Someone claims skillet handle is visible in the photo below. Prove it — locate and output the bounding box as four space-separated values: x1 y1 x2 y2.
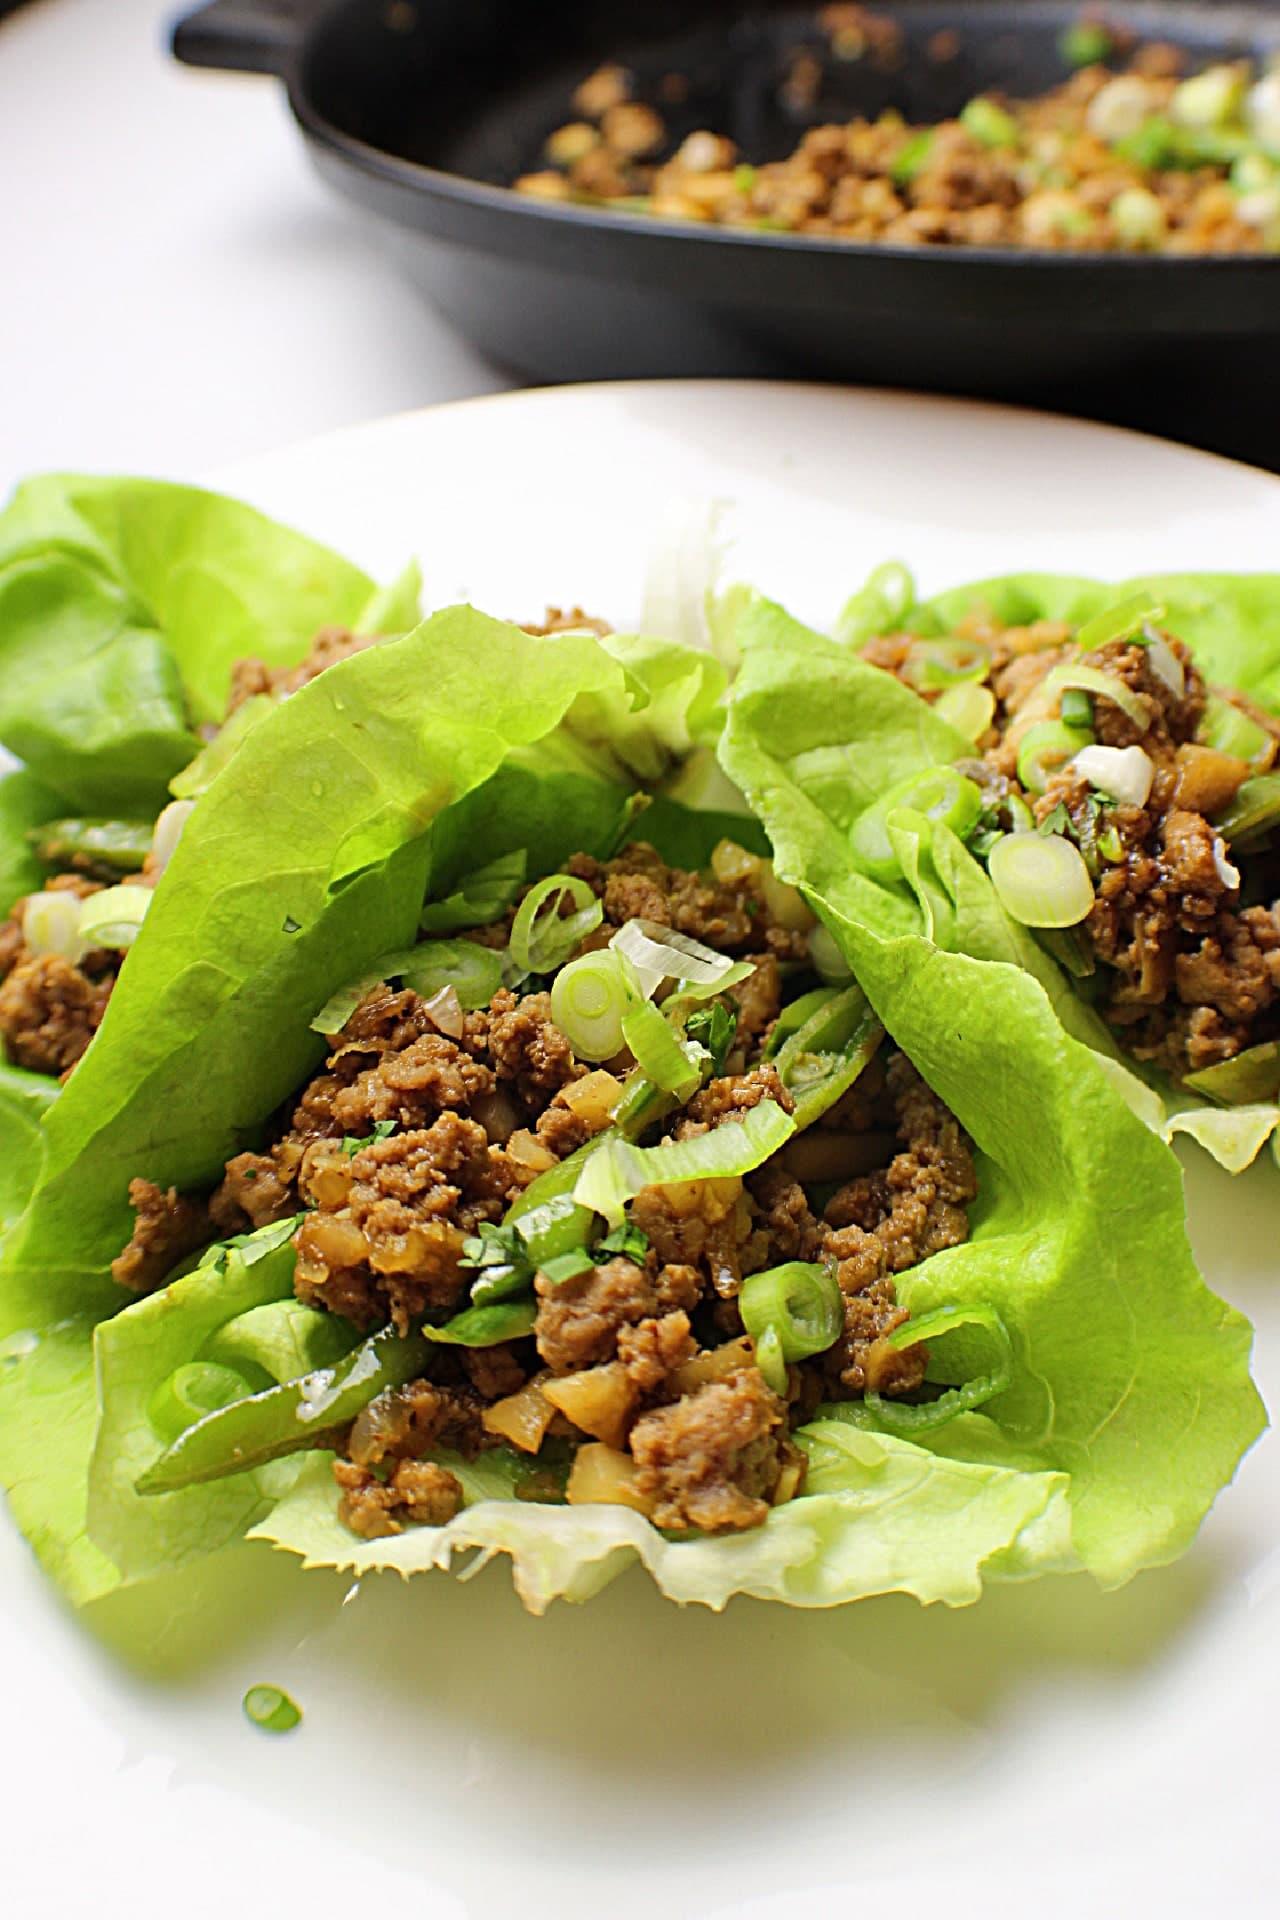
170 0 321 76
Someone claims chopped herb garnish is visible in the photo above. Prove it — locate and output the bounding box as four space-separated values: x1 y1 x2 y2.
1038 802 1072 838
539 1248 596 1284
685 1001 738 1075
341 1119 396 1156
594 1221 651 1264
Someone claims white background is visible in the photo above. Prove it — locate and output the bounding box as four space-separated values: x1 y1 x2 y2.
0 0 507 484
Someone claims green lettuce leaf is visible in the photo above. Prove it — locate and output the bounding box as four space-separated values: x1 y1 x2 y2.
723 645 1265 1589
0 609 718 1598
0 474 421 810
0 768 64 914
742 582 1280 1169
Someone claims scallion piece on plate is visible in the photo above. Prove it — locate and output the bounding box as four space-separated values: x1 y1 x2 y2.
243 1685 302 1734
988 829 1095 928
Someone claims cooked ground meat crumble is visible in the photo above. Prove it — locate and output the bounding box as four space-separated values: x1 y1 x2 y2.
516 22 1280 256
865 607 1280 1083
114 841 977 1541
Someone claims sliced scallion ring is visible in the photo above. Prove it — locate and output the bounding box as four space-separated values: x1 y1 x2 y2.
609 918 737 990
934 682 996 741
1074 593 1166 653
1043 662 1150 732
988 830 1095 928
573 1098 795 1228
901 637 992 692
1199 696 1274 768
550 949 635 1061
739 1261 844 1367
849 766 984 882
509 872 603 976
21 889 84 960
77 883 152 951
1016 720 1093 795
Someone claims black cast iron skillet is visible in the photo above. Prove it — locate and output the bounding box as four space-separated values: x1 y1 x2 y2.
174 0 1280 466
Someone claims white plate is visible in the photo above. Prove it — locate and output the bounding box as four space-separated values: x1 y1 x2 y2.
2 383 1277 1920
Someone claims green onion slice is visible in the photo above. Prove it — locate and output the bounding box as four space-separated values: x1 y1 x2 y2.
551 949 635 1062
609 918 738 994
1212 771 1280 846
1074 593 1166 654
421 850 527 934
849 766 984 882
763 987 839 1060
1058 687 1094 731
988 829 1095 928
28 816 154 877
960 95 1019 148
574 1098 795 1228
901 637 992 692
509 873 602 976
890 129 935 185
837 560 917 646
77 882 152 951
772 982 883 1132
740 1261 844 1367
243 1685 302 1734
753 1324 789 1396
1016 720 1093 795
1183 1040 1280 1107
311 939 503 1033
621 997 703 1098
21 889 85 960
1043 662 1150 731
1199 696 1273 767
934 682 996 741
148 1361 253 1443
867 1303 1014 1433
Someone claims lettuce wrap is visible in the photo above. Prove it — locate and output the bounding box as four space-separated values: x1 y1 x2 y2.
740 573 1280 1173
0 606 1261 1615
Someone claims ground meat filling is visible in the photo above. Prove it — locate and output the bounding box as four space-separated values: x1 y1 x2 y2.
516 30 1274 257
877 612 1280 1085
0 876 123 1078
114 843 978 1539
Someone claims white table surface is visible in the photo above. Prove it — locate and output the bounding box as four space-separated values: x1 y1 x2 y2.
0 0 508 488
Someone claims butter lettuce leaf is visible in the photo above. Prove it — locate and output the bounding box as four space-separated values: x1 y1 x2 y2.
0 473 421 810
723 642 1265 1588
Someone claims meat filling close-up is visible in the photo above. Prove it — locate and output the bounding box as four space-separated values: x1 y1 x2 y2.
115 840 980 1541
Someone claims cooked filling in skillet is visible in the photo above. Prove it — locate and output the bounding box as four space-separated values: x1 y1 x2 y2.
116 841 981 1538
516 16 1280 255
0 610 610 1080
858 590 1280 1098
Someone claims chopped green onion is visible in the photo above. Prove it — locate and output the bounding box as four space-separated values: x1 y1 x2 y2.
753 1323 789 1396
771 983 883 1131
891 129 935 185
988 830 1095 928
1074 593 1166 654
609 918 737 991
243 1685 302 1734
1016 720 1093 795
551 949 635 1061
29 817 154 878
849 766 984 881
837 560 916 646
1114 116 1177 169
763 987 839 1060
1183 1040 1280 1107
420 850 527 934
515 1190 594 1268
1211 771 1280 846
733 162 756 193
961 96 1019 148
21 889 84 960
149 800 196 878
504 1136 608 1227
538 1249 596 1285
739 1261 844 1373
573 1098 795 1228
1058 688 1094 731
1199 696 1273 766
1043 662 1150 731
1109 185 1167 248
310 938 503 1033
867 1303 1013 1433
900 637 992 692
594 1221 650 1263
1096 824 1124 864
509 873 602 976
148 1361 253 1443
77 882 152 951
934 683 996 741
808 922 853 984
1059 20 1113 67
621 997 702 1098
1171 65 1245 131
